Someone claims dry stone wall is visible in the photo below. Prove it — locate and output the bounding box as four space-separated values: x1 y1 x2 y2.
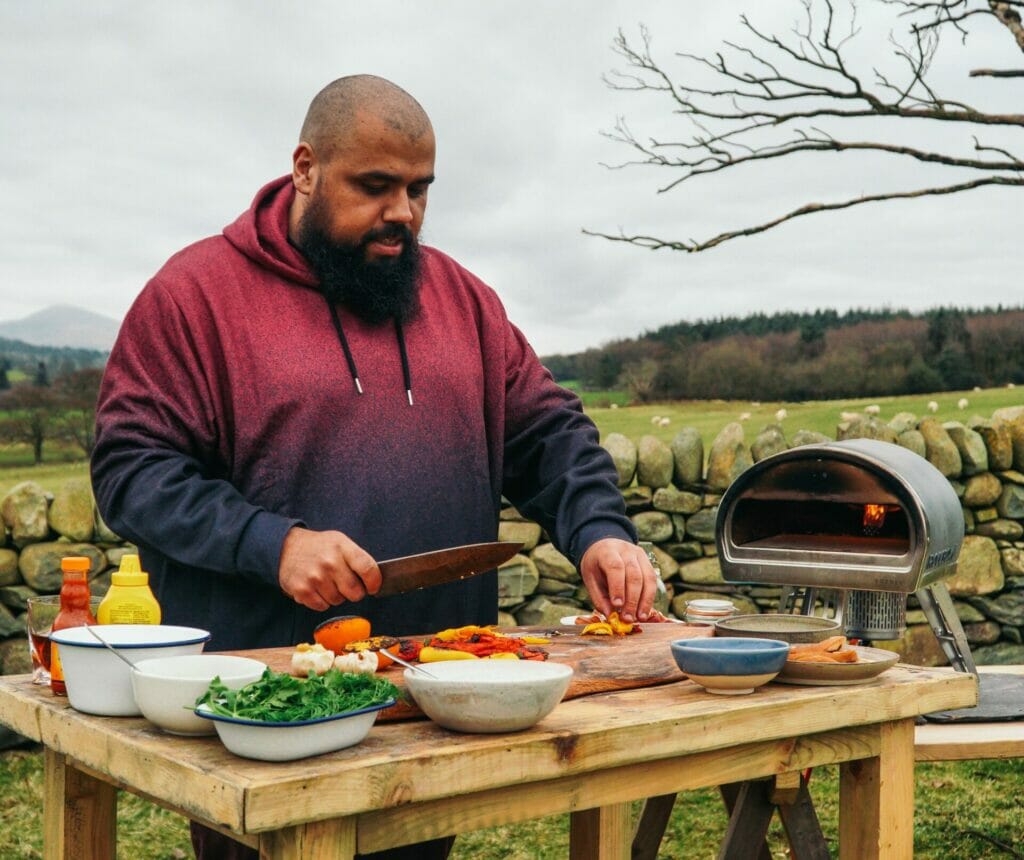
2 405 1024 675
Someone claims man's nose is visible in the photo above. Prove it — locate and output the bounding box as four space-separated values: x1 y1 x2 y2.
383 191 413 223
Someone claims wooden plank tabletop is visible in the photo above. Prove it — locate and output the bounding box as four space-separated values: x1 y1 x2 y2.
0 662 976 835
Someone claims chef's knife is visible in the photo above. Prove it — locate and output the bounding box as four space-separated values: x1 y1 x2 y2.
374 541 523 597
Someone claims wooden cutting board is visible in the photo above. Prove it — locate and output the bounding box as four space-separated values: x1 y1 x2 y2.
232 622 714 721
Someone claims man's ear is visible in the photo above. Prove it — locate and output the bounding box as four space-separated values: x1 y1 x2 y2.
292 142 317 195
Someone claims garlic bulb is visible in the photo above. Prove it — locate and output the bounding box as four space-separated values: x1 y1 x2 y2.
334 650 379 675
291 642 336 677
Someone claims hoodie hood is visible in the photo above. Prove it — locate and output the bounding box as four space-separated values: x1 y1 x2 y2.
223 175 318 288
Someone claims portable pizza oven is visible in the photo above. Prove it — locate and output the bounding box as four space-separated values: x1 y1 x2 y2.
716 438 976 674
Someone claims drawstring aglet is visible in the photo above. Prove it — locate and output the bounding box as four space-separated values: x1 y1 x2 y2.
406 389 414 406
354 378 364 395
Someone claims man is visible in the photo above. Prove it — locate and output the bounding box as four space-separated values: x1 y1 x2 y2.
92 75 657 860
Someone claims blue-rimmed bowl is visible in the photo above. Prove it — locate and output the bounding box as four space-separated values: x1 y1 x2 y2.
195 699 395 761
670 637 790 695
49 625 211 716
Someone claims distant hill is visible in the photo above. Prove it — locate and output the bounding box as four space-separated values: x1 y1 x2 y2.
0 304 121 351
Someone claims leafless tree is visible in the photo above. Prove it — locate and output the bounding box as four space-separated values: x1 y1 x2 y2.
586 0 1024 253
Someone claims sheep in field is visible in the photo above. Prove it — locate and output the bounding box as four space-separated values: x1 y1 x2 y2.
739 412 751 421
865 404 881 416
775 408 788 422
651 415 662 425
658 417 671 427
927 401 939 413
958 398 969 410
840 411 859 422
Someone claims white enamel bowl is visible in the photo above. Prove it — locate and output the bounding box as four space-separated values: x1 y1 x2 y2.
49 625 211 716
130 654 268 736
195 699 395 761
404 660 574 733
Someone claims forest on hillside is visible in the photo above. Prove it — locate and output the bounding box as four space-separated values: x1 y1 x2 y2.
541 307 1024 402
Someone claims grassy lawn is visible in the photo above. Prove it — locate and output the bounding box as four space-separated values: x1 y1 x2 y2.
586 386 1024 451
0 458 89 499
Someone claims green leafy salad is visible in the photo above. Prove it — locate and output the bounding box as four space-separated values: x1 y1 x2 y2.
195 668 399 723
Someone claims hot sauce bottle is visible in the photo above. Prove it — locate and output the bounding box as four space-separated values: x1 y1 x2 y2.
50 556 98 696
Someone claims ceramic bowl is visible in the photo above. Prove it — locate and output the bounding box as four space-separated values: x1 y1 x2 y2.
714 614 841 644
48 625 211 716
670 637 790 695
195 700 394 761
404 660 574 733
130 654 268 736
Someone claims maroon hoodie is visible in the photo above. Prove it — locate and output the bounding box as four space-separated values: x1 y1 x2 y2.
91 176 634 650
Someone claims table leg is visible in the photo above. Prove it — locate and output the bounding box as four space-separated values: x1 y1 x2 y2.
631 793 676 860
42 748 116 860
839 719 914 860
259 817 356 859
570 803 632 860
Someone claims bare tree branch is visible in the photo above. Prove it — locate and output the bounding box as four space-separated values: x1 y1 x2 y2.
583 176 1024 253
589 1 1024 253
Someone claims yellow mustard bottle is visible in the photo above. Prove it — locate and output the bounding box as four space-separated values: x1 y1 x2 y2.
97 554 162 625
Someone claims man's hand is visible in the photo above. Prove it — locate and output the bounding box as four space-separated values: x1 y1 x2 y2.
278 527 382 611
579 538 659 623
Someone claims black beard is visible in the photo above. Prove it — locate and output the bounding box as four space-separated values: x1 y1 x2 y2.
295 198 422 325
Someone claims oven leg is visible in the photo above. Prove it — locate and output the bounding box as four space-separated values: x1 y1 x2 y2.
916 584 977 674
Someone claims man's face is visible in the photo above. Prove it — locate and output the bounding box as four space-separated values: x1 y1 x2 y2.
300 111 435 261
293 112 436 323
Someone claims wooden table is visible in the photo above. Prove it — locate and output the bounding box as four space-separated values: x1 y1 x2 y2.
0 664 974 860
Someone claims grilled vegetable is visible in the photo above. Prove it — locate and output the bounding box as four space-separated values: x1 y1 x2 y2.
314 615 372 653
343 636 401 669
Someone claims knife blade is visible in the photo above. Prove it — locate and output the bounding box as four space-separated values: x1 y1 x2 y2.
374 541 523 598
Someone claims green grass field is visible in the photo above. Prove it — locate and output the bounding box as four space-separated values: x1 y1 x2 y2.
3 385 1021 499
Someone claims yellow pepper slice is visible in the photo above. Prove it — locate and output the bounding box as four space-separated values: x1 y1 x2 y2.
419 646 479 662
486 652 520 660
433 625 496 642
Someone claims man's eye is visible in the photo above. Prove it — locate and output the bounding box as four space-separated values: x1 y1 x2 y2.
361 183 388 195
409 185 429 199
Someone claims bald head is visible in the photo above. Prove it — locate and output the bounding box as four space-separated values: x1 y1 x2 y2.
299 75 432 160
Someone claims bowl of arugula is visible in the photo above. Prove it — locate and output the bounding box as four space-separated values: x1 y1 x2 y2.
194 667 398 761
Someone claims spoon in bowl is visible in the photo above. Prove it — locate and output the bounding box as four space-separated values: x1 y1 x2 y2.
85 625 138 669
386 650 438 679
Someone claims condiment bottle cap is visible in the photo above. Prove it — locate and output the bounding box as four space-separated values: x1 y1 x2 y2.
111 554 148 586
61 556 90 572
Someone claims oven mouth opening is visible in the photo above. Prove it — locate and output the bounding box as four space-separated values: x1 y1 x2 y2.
729 498 911 556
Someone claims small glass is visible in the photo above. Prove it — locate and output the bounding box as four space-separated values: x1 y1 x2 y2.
26 594 102 685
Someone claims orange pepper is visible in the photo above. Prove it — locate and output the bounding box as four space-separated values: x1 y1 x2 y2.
313 615 372 653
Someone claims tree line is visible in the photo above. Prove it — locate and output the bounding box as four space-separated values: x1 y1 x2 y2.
542 307 1024 403
0 364 103 464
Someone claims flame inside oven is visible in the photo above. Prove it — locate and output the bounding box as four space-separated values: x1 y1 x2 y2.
862 504 886 535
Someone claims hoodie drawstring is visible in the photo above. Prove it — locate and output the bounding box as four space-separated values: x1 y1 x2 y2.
325 296 413 404
394 319 414 406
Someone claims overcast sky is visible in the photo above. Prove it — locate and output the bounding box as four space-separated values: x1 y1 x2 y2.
2 1 1020 356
